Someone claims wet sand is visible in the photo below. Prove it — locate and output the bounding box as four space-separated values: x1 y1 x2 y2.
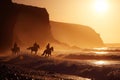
0 54 90 80
0 54 120 80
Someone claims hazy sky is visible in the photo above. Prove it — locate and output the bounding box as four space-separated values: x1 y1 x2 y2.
13 0 120 43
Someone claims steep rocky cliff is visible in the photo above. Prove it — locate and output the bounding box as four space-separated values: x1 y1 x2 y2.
50 21 104 48
0 0 54 52
13 3 55 47
0 0 18 52
0 0 104 53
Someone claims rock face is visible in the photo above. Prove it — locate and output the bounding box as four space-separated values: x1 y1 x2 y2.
0 0 104 53
0 0 54 52
0 0 18 52
50 21 104 48
13 3 54 47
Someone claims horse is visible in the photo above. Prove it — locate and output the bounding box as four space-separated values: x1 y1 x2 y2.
27 46 39 55
42 47 54 57
11 47 20 55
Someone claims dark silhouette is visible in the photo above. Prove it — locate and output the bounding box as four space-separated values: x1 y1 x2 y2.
27 42 40 55
33 42 40 49
42 43 54 56
0 0 56 53
46 43 50 49
0 0 19 52
11 43 20 55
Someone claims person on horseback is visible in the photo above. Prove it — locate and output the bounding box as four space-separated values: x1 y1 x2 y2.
14 42 17 48
42 43 54 56
11 42 20 55
46 43 50 49
33 42 40 49
27 42 40 55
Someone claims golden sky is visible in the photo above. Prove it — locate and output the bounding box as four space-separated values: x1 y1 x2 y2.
13 0 120 43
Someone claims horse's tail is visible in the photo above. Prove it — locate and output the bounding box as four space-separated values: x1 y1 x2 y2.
42 50 46 56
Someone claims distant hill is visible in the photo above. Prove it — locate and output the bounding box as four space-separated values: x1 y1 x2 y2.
105 43 120 47
50 21 104 48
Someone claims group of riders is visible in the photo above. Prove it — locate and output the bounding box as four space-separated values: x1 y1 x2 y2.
11 42 54 56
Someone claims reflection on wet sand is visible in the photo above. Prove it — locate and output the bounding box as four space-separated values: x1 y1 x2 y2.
90 60 120 66
94 60 108 65
94 52 108 54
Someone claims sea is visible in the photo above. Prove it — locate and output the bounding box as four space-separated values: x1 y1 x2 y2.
56 47 120 67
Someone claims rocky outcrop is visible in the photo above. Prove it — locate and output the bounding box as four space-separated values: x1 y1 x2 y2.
0 0 18 52
0 0 104 53
0 0 54 52
13 3 55 47
50 21 104 48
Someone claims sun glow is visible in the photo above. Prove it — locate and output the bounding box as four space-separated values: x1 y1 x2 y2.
94 60 108 65
93 0 109 13
95 52 108 55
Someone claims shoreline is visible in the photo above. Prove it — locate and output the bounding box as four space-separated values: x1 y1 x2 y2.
0 54 120 80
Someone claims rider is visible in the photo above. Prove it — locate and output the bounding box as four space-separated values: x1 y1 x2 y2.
12 42 20 54
42 43 54 56
33 42 39 48
14 42 18 48
46 43 50 49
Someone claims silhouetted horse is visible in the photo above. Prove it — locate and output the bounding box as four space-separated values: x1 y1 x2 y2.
27 46 39 55
42 47 54 56
11 47 20 55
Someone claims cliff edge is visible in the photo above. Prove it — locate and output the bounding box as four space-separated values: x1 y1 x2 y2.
51 21 104 48
0 0 104 53
0 0 54 52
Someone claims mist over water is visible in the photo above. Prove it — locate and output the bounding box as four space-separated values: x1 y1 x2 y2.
0 47 120 80
54 47 120 67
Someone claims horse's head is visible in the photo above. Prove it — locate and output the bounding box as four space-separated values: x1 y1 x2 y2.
50 47 54 51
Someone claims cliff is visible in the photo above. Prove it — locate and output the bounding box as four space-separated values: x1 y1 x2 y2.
50 21 104 48
0 0 55 52
0 0 17 52
0 0 104 53
13 3 55 47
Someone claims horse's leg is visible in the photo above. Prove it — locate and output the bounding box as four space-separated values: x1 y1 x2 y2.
50 52 52 56
47 53 49 57
15 52 17 55
49 53 51 56
35 51 37 55
16 51 18 55
45 53 47 57
50 53 51 56
46 53 48 57
42 53 44 56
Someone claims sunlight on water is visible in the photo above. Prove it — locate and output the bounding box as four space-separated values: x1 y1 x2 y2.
93 47 108 50
94 60 108 65
95 52 108 54
86 60 120 66
86 79 91 80
61 74 91 80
